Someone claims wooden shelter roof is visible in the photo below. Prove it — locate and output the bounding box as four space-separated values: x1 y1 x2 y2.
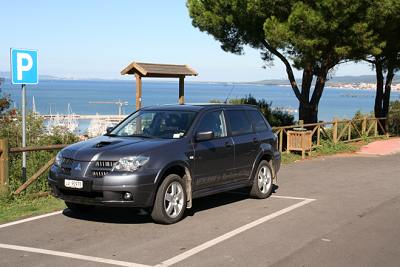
121 62 198 78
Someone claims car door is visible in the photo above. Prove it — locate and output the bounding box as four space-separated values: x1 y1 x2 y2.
192 109 234 190
225 109 259 181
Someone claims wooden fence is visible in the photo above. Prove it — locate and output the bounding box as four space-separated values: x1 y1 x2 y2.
272 116 388 153
0 143 68 194
0 116 389 193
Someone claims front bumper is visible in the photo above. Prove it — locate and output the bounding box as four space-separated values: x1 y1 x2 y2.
48 166 158 208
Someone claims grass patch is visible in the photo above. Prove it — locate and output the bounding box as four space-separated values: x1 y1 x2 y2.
314 140 358 155
0 195 65 224
281 152 302 164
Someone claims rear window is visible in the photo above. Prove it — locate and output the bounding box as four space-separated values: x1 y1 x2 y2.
247 110 270 132
225 110 253 136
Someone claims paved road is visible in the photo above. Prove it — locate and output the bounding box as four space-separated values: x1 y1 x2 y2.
1 153 399 267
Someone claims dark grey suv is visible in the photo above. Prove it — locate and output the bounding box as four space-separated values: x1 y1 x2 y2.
48 104 281 224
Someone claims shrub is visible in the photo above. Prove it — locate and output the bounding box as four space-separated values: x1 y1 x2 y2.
0 96 79 194
388 100 400 136
211 94 295 127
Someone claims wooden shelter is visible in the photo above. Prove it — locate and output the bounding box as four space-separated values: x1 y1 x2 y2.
121 62 198 110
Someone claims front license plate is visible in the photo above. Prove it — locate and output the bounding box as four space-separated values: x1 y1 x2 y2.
64 179 83 189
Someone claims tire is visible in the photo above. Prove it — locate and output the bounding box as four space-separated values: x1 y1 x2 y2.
65 201 94 213
250 160 274 199
151 174 187 224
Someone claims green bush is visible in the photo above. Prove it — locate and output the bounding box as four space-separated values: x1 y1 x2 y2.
388 100 400 136
0 97 79 194
210 94 295 127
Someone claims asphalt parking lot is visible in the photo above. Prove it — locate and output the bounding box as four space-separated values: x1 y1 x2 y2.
1 153 400 267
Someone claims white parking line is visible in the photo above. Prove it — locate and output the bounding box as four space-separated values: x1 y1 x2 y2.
0 195 315 267
156 197 315 267
0 210 63 229
0 243 151 267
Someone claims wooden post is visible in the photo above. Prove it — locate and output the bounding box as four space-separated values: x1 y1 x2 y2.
135 74 142 110
179 76 185 104
279 129 283 152
385 117 389 137
0 139 9 192
374 119 378 137
333 119 338 144
348 123 352 141
362 116 367 135
317 125 321 146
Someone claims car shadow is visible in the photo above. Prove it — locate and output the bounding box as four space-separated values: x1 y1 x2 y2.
186 184 279 217
62 207 154 224
62 185 280 224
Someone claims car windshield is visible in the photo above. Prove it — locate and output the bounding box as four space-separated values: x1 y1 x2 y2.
109 110 197 139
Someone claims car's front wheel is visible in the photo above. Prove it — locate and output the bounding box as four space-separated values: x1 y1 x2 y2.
151 174 187 224
250 160 274 199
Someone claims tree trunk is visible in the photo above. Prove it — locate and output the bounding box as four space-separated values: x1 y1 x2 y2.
261 40 329 124
298 103 318 124
374 61 384 118
382 66 394 133
299 69 328 124
382 66 394 116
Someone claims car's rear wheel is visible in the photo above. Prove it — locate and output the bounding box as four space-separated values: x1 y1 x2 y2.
151 174 186 224
250 160 273 199
65 201 94 213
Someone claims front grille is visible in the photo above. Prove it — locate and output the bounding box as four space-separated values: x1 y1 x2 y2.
60 188 103 199
62 157 73 165
61 167 71 175
95 161 115 168
90 160 116 178
60 157 73 175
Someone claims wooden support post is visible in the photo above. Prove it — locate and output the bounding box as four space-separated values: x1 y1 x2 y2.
179 76 185 104
0 139 9 193
348 123 352 141
279 130 283 152
317 125 321 146
135 74 142 110
385 118 389 137
374 119 378 137
362 116 367 135
333 119 338 144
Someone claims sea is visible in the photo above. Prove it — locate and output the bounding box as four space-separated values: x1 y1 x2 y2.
1 79 400 133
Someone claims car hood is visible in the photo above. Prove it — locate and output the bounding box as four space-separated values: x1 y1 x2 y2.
61 135 174 161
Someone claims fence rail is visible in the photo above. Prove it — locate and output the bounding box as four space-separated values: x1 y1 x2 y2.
0 116 390 194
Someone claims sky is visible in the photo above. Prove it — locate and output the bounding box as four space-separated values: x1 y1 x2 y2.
0 0 376 82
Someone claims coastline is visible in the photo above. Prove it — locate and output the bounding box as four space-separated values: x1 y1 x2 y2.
277 83 400 92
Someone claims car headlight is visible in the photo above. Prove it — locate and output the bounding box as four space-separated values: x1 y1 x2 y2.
112 156 149 172
55 151 63 167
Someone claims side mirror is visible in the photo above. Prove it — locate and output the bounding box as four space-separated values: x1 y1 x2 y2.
196 131 214 141
106 126 114 134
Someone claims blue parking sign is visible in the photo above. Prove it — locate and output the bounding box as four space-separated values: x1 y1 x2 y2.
10 48 38 84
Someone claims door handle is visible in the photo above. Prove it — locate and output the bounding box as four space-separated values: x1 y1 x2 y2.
225 141 232 148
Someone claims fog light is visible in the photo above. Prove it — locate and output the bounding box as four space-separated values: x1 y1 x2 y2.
123 192 133 200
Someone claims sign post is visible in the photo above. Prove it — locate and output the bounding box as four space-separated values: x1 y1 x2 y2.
10 48 38 180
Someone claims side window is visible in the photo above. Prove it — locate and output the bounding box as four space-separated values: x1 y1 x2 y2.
247 110 270 132
225 110 253 136
196 110 227 138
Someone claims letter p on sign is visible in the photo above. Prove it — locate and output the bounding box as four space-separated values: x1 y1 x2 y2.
11 48 38 85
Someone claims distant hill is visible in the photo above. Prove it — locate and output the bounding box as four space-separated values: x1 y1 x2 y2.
0 71 63 81
253 75 400 85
